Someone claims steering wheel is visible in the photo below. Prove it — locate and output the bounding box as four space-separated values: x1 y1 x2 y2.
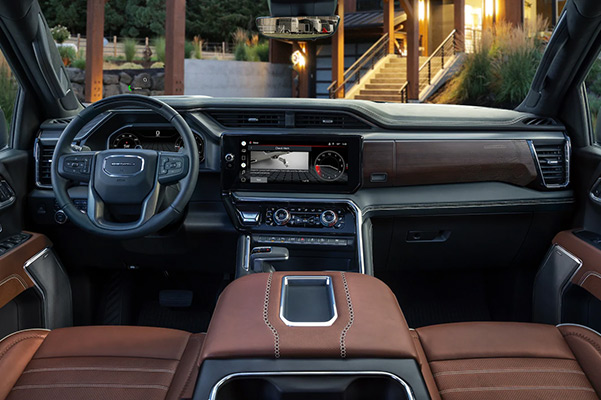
51 95 199 239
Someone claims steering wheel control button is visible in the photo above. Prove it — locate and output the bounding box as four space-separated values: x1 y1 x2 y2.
158 154 188 184
60 154 94 182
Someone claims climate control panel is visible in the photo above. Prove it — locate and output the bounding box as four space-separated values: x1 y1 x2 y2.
266 206 346 229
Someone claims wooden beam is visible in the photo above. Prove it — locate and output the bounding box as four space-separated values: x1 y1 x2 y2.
419 0 429 56
332 1 345 98
384 0 395 54
403 0 419 100
165 0 186 95
454 0 465 52
85 0 105 103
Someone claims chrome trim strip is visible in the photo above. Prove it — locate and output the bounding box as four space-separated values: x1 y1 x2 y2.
528 135 571 189
233 195 365 275
23 248 52 322
102 155 145 178
242 235 251 272
556 323 601 339
0 179 16 210
24 247 52 269
279 276 338 327
208 371 415 400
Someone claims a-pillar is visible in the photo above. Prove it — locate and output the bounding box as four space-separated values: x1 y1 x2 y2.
401 0 419 101
331 1 345 98
85 0 105 103
454 0 465 52
165 0 185 95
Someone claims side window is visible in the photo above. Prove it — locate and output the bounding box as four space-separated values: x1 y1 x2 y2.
0 51 18 148
586 58 601 144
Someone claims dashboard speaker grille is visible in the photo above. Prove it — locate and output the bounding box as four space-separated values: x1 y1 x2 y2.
207 110 285 128
532 141 569 188
294 112 370 129
36 142 55 188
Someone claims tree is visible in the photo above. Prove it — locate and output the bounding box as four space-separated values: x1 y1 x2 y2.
40 0 269 42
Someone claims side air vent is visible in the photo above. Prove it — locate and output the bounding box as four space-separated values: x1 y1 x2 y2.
532 140 569 188
207 110 285 128
522 117 557 126
36 141 55 188
294 112 370 129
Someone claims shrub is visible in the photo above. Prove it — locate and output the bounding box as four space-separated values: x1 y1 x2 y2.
150 61 164 69
123 38 137 62
193 37 203 59
254 41 269 62
232 28 248 46
154 37 166 63
234 43 247 61
58 46 77 66
184 41 195 58
71 57 86 70
0 63 17 128
50 25 70 44
120 62 143 70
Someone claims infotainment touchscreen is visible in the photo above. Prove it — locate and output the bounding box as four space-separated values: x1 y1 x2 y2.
221 135 361 193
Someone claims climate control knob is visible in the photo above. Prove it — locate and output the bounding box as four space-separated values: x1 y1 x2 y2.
320 210 338 227
273 208 291 226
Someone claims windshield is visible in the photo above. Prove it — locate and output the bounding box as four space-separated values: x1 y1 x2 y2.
39 0 566 109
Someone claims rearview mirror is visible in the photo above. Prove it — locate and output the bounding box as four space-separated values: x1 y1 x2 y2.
256 15 340 40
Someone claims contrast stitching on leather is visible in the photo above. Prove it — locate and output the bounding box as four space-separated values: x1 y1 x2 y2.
177 335 203 400
0 274 28 290
0 334 46 361
434 368 585 377
263 272 280 359
22 367 176 374
562 331 601 356
12 383 170 391
439 386 596 394
579 271 601 287
340 272 354 359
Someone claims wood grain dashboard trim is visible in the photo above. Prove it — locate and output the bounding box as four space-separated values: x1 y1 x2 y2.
363 140 538 188
0 232 52 309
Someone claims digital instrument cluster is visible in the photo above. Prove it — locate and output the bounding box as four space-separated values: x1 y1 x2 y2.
222 134 361 193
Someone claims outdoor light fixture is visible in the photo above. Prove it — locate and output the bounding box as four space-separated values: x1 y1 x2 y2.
291 50 306 67
418 0 426 21
485 0 494 17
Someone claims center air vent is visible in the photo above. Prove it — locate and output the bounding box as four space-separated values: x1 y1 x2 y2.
294 112 370 129
207 110 285 128
532 140 569 188
36 141 55 188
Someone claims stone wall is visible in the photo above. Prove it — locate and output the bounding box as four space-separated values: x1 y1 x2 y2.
66 68 165 102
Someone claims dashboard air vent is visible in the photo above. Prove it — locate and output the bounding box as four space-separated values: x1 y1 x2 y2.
36 142 55 188
294 112 370 129
207 110 285 128
522 117 557 126
532 141 569 188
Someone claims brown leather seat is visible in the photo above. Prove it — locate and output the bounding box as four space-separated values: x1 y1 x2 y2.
0 326 204 400
413 322 601 400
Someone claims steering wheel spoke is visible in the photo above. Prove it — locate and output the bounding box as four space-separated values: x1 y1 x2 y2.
57 152 95 183
158 152 190 185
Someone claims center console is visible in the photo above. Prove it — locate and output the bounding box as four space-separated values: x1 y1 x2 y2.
193 272 430 400
221 134 364 276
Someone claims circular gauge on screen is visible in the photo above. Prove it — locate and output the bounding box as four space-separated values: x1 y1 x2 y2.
111 133 141 149
174 135 205 162
314 150 346 181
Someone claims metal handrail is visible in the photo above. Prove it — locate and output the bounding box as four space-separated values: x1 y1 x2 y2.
399 81 409 103
328 34 391 98
418 29 457 74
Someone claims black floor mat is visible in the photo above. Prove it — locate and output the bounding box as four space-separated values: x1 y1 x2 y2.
378 269 492 328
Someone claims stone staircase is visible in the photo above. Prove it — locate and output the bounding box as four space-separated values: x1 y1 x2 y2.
352 55 428 102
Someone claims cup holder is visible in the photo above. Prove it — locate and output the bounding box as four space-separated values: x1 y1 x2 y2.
211 372 413 400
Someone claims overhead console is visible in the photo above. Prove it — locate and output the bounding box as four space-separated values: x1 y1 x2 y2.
221 134 362 193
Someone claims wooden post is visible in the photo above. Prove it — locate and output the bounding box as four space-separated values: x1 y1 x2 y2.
384 0 395 54
419 0 429 56
85 0 105 102
454 0 465 52
76 33 81 52
401 0 419 101
165 0 185 95
113 35 117 58
331 1 344 98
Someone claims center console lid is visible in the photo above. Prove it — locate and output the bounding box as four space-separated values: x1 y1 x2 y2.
201 271 418 360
